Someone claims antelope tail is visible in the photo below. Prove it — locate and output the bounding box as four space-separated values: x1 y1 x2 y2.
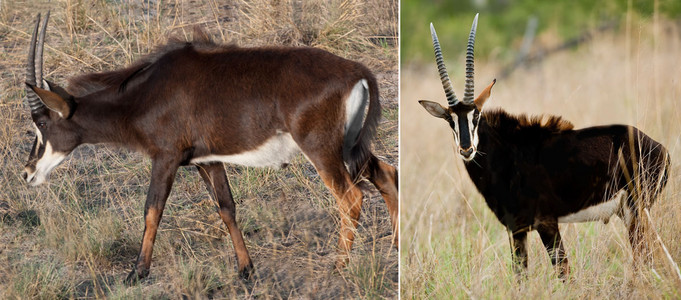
343 76 381 181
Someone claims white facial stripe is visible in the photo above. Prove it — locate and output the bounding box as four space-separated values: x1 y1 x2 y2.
450 113 460 144
25 141 66 186
32 123 43 146
467 110 475 145
471 110 480 148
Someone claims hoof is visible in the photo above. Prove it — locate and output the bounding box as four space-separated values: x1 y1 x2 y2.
238 262 254 280
124 268 149 286
557 266 570 282
334 258 348 273
512 269 528 283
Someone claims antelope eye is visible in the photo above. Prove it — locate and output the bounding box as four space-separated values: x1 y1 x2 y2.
37 122 47 129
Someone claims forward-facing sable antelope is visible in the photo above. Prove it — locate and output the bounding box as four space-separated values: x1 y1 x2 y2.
419 14 670 278
22 12 398 283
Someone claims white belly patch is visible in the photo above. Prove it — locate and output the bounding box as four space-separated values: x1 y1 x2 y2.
190 132 301 168
558 191 627 224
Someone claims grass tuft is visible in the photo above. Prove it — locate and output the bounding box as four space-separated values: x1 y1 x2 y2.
7 260 73 299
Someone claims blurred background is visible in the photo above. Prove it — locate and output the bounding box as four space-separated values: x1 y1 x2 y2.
402 0 681 66
401 0 681 298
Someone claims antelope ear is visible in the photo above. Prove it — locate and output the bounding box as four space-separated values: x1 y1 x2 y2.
418 100 449 119
474 79 496 110
45 80 74 102
26 83 73 119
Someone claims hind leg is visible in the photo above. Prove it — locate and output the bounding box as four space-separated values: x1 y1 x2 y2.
362 155 398 247
627 210 652 267
620 189 653 267
304 152 364 269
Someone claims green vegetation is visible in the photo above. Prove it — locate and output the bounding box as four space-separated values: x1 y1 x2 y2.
402 0 681 65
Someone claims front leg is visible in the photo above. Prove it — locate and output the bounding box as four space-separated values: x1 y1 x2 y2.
536 221 569 280
125 154 181 284
510 230 528 276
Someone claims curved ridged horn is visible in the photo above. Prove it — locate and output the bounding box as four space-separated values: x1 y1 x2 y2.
463 13 479 105
25 12 50 114
25 13 43 112
36 11 50 89
430 23 459 107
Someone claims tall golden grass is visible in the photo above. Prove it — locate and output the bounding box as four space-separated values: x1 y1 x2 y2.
400 19 681 298
0 0 397 298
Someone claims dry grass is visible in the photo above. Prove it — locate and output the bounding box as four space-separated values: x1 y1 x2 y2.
0 0 397 298
400 20 681 298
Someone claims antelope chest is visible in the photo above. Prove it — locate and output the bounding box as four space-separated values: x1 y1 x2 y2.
189 132 301 168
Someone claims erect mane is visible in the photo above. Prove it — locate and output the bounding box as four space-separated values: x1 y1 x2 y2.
66 26 218 97
483 108 574 135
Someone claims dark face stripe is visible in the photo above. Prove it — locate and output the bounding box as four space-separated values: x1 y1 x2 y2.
26 136 45 170
457 113 472 149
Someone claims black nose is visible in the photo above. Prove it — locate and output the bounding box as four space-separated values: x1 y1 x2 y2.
459 147 474 158
22 171 28 181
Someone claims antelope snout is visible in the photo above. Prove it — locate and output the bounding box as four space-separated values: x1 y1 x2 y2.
23 166 37 185
459 147 475 159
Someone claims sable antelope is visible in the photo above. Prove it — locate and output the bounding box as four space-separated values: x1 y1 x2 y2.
419 14 670 278
22 12 398 283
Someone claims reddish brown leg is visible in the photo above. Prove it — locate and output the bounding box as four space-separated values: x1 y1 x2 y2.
196 163 254 278
305 154 364 269
362 155 398 247
125 154 181 284
329 172 363 269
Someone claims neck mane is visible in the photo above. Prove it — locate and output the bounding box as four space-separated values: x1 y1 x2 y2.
61 28 222 149
481 108 574 140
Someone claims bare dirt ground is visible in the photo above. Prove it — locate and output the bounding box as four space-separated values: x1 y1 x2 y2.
0 0 398 298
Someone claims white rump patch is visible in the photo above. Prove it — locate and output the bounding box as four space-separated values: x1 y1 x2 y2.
558 190 627 224
190 132 300 168
345 79 368 132
25 141 67 186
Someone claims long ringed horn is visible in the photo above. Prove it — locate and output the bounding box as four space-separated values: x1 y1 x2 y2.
463 13 479 105
36 10 50 89
25 13 45 113
430 23 459 107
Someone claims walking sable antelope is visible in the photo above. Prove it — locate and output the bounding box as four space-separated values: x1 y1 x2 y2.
21 12 398 283
419 14 670 279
